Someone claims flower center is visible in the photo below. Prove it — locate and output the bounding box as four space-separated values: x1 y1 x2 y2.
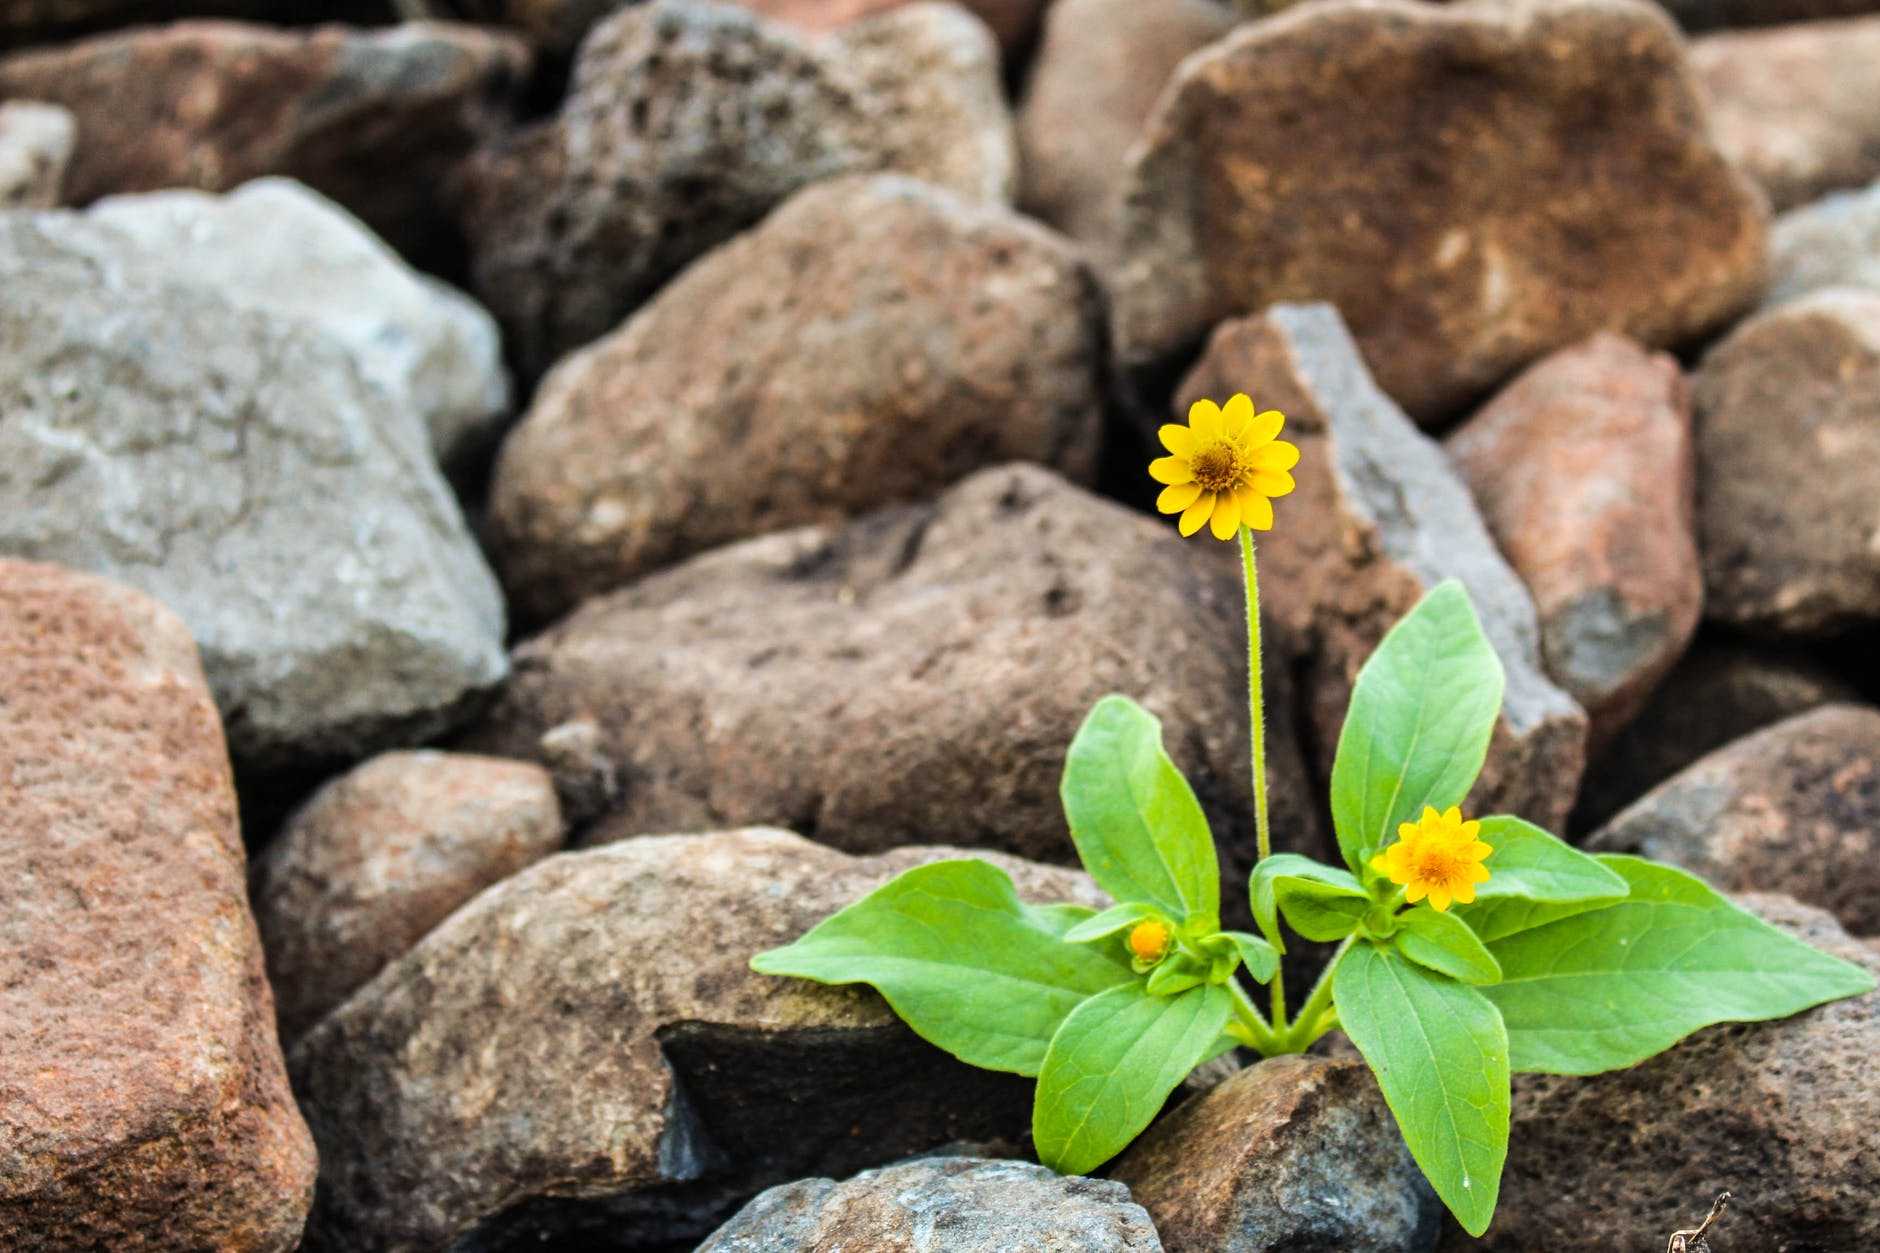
1188 442 1243 493
1411 844 1468 887
1127 920 1171 963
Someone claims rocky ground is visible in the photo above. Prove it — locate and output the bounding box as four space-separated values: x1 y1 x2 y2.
2 0 1878 1249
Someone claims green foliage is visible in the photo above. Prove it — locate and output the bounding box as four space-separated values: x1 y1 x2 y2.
1450 816 1629 942
1249 854 1370 949
1394 907 1501 985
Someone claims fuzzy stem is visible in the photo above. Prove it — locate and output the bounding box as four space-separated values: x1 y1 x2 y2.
1239 525 1287 1033
1282 935 1356 1051
1226 978 1281 1055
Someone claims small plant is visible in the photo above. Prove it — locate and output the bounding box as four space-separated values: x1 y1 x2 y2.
752 395 1873 1236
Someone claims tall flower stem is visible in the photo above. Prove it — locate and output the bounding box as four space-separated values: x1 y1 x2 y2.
1239 525 1287 1034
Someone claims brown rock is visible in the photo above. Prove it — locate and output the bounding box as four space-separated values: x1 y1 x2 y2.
735 0 1045 52
253 750 565 1043
1446 334 1701 751
1693 16 1880 212
0 100 72 207
462 464 1323 906
1179 304 1588 832
1111 1056 1440 1253
0 560 314 1250
1110 0 1767 422
1693 288 1880 636
487 174 1102 621
291 828 1109 1250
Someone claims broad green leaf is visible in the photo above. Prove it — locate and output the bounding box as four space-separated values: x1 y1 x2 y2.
1034 982 1232 1175
1062 695 1220 921
1335 943 1508 1237
750 859 1134 1076
1062 900 1164 944
1483 856 1876 1075
1450 817 1629 942
1328 582 1504 874
1395 908 1501 985
1250 854 1370 949
1145 959 1207 997
1217 930 1279 983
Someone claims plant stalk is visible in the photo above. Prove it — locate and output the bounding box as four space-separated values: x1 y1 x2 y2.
1282 935 1355 1051
1225 978 1280 1054
1239 525 1287 1033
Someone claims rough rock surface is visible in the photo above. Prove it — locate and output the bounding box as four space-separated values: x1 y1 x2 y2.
0 215 507 766
1109 0 1767 421
487 174 1103 620
0 560 315 1251
0 19 528 262
0 100 72 207
1590 706 1880 937
458 0 1014 378
736 0 1046 52
1455 896 1880 1250
1693 17 1880 212
463 464 1323 900
86 178 511 470
1447 334 1700 750
1179 304 1588 831
291 829 1109 1251
1693 288 1880 637
252 750 564 1042
699 1157 1164 1251
1764 178 1880 308
1111 1056 1440 1253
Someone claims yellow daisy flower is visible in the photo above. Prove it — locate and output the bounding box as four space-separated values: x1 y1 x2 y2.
1127 919 1171 963
1370 805 1494 912
1151 393 1300 540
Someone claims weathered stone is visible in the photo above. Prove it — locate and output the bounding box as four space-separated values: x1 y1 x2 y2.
1447 334 1700 751
1693 288 1880 636
1659 0 1880 31
86 178 511 470
1111 1056 1439 1253
463 464 1323 903
1693 16 1880 212
292 829 1109 1250
0 100 71 207
1764 178 1880 308
1179 304 1588 831
700 1156 1163 1252
1016 0 1234 247
0 20 529 263
736 0 1046 52
1111 0 1767 422
0 0 382 51
0 214 507 766
487 174 1101 620
1589 706 1880 936
253 750 564 1042
0 560 315 1251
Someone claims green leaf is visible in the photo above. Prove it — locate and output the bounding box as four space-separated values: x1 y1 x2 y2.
1145 958 1207 997
1034 982 1232 1175
1250 854 1370 949
750 859 1135 1076
1217 930 1279 983
1450 816 1630 942
1062 695 1221 922
1483 855 1877 1075
1395 908 1501 985
1335 943 1509 1237
1328 582 1504 875
1062 901 1164 944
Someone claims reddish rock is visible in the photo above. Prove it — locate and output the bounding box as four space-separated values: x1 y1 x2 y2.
0 100 71 207
1447 334 1700 750
0 560 314 1250
1110 0 1767 422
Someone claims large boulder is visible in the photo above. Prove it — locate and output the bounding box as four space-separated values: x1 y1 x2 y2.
1109 0 1767 422
1764 179 1880 308
486 174 1103 621
0 560 315 1250
0 100 71 207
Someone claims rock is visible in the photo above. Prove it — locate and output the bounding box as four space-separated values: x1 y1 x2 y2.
291 829 1109 1250
458 0 1013 379
252 750 564 1042
1178 304 1588 832
0 20 529 264
1659 0 1880 32
1111 1056 1440 1253
1693 288 1880 637
735 0 1046 53
1589 706 1880 937
1109 0 1767 423
487 174 1102 620
1764 179 1880 308
1459 895 1880 1250
1016 0 1234 247
0 214 507 767
0 560 315 1251
1692 17 1880 212
1446 334 1700 751
461 464 1323 904
85 178 511 471
699 1156 1163 1251
0 1 381 51
0 100 72 207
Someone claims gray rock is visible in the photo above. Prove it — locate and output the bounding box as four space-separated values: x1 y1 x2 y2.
699 1157 1164 1251
0 100 72 207
1764 179 1880 308
0 214 507 766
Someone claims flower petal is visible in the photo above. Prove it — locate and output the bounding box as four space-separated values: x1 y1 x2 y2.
1443 806 1462 824
1251 470 1295 498
1468 841 1495 861
1469 862 1493 883
1253 440 1300 471
1188 398 1223 441
1209 492 1242 539
1427 887 1453 912
1149 456 1194 485
1405 881 1428 904
1450 883 1476 906
1241 493 1275 531
1178 492 1215 537
1157 482 1203 514
1248 408 1285 445
1221 393 1256 438
1159 424 1195 456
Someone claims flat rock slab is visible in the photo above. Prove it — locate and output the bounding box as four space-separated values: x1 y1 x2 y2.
291 828 1108 1251
1765 178 1880 308
0 560 314 1251
1109 0 1765 422
0 100 72 207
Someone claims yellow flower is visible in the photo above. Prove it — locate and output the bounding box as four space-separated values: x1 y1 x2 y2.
1127 919 1171 963
1371 805 1494 912
1151 394 1300 540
